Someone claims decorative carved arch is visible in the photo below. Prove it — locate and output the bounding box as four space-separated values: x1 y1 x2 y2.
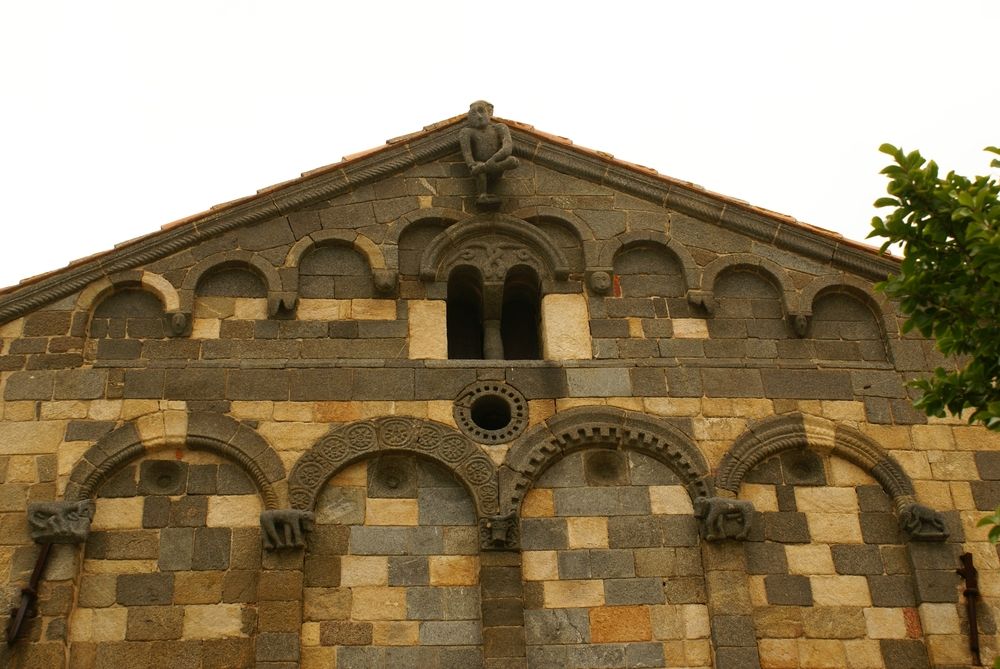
419 214 570 282
797 273 900 340
716 413 917 510
283 230 394 295
698 253 798 317
288 417 499 517
600 230 700 293
64 412 286 509
179 250 293 317
500 406 712 516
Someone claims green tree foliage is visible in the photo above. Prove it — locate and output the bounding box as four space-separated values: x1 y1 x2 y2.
869 144 1000 429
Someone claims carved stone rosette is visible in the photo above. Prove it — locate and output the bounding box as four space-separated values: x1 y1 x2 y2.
27 500 96 544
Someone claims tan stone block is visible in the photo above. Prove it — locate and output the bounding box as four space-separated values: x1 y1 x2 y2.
649 604 682 640
191 318 221 339
692 417 747 442
684 639 713 666
625 317 643 338
428 555 478 586
802 606 866 638
748 575 769 607
301 647 336 669
303 587 351 621
258 421 328 452
207 495 261 527
483 443 507 467
862 606 906 639
315 401 361 423
82 559 159 574
842 639 885 668
393 401 429 419
806 513 862 543
300 621 322 646
272 402 314 422
859 424 912 451
797 638 847 668
85 399 121 421
732 398 775 419
682 604 710 638
927 634 975 666
426 400 456 426
408 300 447 359
918 603 960 634
68 606 127 642
672 318 709 338
567 517 608 549
174 571 224 604
0 317 24 338
820 400 865 422
911 424 956 451
0 420 66 455
6 456 36 483
543 579 604 608
926 450 977 480
759 638 798 669
340 556 388 586
950 482 976 511
701 398 734 417
892 450 932 480
358 401 394 418
230 400 274 421
662 640 685 665
954 425 1000 450
913 480 953 509
811 575 871 606
4 401 36 421
330 460 366 486
522 551 559 581
555 398 607 412
365 498 418 526
527 399 556 426
786 545 835 575
606 397 644 411
753 605 803 638
649 485 694 515
700 440 731 470
350 586 406 620
91 497 144 530
827 458 874 486
541 293 591 360
40 400 88 420
351 299 396 320
589 605 651 642
643 397 702 417
740 484 778 512
795 487 858 513
182 604 245 639
521 488 554 518
372 620 419 645
232 298 268 320
297 298 347 320
193 297 235 319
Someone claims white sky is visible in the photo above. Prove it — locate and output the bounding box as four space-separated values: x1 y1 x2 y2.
1 1 998 289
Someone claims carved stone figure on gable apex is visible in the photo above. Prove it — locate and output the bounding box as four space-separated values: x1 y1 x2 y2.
459 100 520 210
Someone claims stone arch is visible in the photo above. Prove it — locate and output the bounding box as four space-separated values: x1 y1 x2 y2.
699 253 797 317
284 229 394 296
512 205 595 271
287 417 499 517
384 206 468 249
64 412 286 509
599 230 700 297
179 249 293 317
419 214 570 283
77 270 186 337
500 406 712 517
798 273 900 341
715 413 917 510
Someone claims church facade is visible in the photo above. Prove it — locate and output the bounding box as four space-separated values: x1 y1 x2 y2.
0 105 996 668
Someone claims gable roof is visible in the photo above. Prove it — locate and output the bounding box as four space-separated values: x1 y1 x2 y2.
0 112 898 324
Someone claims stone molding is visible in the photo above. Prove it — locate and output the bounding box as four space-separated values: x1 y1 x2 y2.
698 253 799 319
64 412 285 508
500 406 712 517
287 416 500 517
284 230 395 297
179 249 294 319
75 270 187 337
796 273 901 349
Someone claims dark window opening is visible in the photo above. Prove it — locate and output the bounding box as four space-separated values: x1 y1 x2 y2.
447 267 484 360
501 266 541 360
470 394 513 431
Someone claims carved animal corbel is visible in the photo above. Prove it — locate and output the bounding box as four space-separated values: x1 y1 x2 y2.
27 500 96 544
373 269 398 296
479 513 519 551
268 292 299 319
693 496 754 541
686 290 715 315
899 503 949 542
260 509 314 550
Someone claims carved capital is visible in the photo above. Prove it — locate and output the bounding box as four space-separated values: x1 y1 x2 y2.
899 503 949 542
260 509 315 550
693 496 754 542
27 500 95 544
479 513 519 551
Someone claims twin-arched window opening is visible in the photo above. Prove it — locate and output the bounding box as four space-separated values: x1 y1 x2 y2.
447 266 541 360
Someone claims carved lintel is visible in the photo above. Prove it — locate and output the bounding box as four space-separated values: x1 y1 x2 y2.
479 513 519 551
899 503 949 542
260 509 314 550
27 500 95 544
373 269 398 295
693 496 754 542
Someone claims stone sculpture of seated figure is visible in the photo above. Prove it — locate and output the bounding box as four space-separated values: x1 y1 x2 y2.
459 100 520 208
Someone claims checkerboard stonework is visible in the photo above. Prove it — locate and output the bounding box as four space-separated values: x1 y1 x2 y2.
0 106 993 669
